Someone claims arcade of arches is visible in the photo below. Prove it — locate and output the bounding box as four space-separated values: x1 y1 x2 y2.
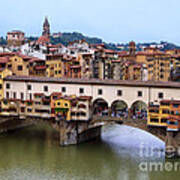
93 98 147 120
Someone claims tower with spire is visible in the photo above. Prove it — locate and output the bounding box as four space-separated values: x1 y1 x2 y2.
42 17 50 38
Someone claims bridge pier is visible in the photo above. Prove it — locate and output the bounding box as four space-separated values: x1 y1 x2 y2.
165 131 180 158
59 120 101 146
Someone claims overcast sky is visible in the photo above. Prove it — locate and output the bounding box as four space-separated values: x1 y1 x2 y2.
0 0 179 44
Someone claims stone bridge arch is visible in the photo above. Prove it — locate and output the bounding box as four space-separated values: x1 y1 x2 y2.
92 98 109 116
129 100 148 120
111 100 128 118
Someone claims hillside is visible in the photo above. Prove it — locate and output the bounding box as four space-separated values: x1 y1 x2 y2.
1 31 180 51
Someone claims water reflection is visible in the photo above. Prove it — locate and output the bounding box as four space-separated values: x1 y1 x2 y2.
0 123 179 180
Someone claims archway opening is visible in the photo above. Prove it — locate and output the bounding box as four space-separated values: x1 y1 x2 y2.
93 98 109 116
130 101 147 120
111 100 128 118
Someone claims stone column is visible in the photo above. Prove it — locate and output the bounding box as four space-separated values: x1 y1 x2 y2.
59 120 78 146
108 107 112 117
165 131 179 158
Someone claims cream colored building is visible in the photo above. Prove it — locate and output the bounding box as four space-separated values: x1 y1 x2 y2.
3 76 180 109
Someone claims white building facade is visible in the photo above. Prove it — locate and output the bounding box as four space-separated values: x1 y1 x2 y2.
4 76 180 108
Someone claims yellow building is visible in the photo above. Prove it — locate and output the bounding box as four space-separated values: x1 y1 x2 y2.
9 54 31 76
148 101 170 127
0 99 10 116
0 68 12 100
46 54 63 77
54 97 72 121
135 50 174 82
147 53 171 81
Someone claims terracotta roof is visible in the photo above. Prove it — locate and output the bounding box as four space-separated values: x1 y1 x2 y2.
34 93 44 96
161 100 180 104
7 31 24 35
78 96 92 101
15 53 32 60
37 36 50 44
0 52 16 57
46 54 63 58
50 92 62 96
136 51 165 56
29 58 44 63
104 49 116 54
35 65 46 70
70 65 81 69
47 43 65 48
112 59 121 63
0 57 9 63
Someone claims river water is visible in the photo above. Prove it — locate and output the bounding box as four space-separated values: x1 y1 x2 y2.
0 124 180 180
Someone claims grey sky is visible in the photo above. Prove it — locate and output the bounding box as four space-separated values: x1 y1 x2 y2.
0 0 179 44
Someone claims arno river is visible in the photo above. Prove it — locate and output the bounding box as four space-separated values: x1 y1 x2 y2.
0 124 180 180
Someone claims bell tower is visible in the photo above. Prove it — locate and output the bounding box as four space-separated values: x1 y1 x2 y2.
129 41 136 56
42 17 50 38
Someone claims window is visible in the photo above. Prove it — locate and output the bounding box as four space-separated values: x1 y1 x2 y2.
71 112 76 116
44 86 48 92
162 109 169 114
117 90 122 96
98 89 103 95
79 88 84 94
160 75 164 79
158 92 164 99
6 92 9 99
13 92 16 99
161 119 167 123
150 118 159 123
30 93 32 100
0 84 2 89
138 91 142 97
160 63 164 66
21 93 24 100
27 108 32 112
21 107 25 113
6 83 10 89
17 65 23 71
27 85 31 90
62 87 66 93
173 104 179 108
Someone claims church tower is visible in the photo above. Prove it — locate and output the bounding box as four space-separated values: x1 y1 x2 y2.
129 41 136 56
42 17 50 38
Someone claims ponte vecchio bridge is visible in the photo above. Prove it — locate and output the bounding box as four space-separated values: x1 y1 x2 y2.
1 76 180 156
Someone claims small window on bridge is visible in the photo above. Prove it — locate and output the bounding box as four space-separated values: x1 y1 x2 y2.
117 90 122 96
79 88 84 94
6 83 10 89
158 92 164 99
29 93 32 100
13 92 16 99
138 91 142 97
44 86 48 92
21 93 24 100
98 89 103 95
62 87 66 93
6 92 9 99
27 84 31 90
